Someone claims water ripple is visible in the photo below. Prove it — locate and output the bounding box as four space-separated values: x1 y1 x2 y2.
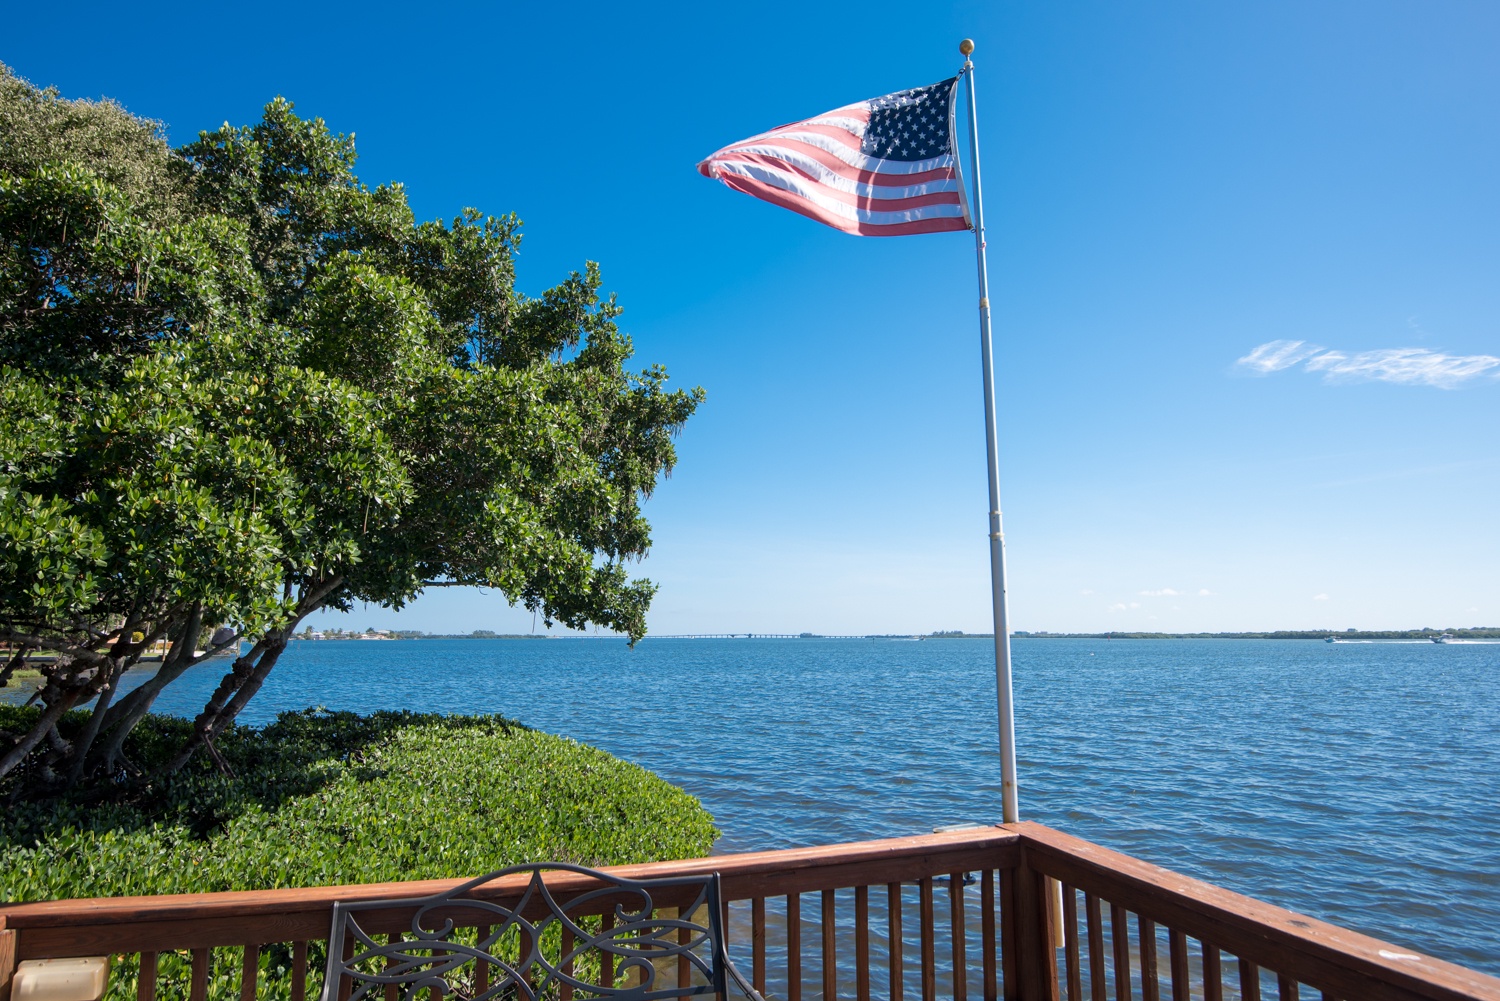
11 637 1495 974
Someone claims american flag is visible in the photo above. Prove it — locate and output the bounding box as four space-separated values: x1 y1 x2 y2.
697 77 972 237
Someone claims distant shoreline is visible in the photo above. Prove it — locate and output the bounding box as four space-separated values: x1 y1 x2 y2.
289 627 1500 642
1009 628 1500 641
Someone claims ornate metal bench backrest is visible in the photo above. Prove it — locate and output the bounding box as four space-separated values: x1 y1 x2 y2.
321 863 762 1001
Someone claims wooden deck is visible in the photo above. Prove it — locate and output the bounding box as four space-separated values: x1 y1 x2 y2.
1 822 1496 1001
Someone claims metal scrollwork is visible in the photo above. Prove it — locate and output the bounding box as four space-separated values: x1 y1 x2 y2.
321 863 762 1001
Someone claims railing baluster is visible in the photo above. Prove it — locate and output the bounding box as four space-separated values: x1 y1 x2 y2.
601 912 615 989
1137 916 1159 1001
559 926 572 1001
680 918 693 991
856 885 871 1001
1239 959 1261 1001
981 870 998 1001
1277 973 1299 1000
950 873 968 1001
240 943 260 1001
1201 943 1221 1001
385 934 400 1001
1083 894 1104 1001
1110 904 1130 1001
999 870 1018 1001
822 889 837 1001
137 951 157 1001
888 882 905 1001
339 930 355 1001
292 941 308 1001
1168 930 1188 1001
477 927 491 998
190 948 209 1001
522 924 537 998
788 892 802 1001
919 877 936 1001
718 898 730 1001
752 897 767 995
1061 885 1080 1001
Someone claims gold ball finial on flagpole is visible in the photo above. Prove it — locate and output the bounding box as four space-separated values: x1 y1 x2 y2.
959 38 975 56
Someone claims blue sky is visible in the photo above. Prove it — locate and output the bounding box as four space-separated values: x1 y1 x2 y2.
10 2 1498 634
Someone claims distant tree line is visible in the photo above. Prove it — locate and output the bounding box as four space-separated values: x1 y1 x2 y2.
1010 628 1500 640
298 628 550 640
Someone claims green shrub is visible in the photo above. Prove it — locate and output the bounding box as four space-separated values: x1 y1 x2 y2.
0 707 719 900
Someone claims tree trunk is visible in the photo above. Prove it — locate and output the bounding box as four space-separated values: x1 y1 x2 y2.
0 692 76 781
210 639 288 736
61 611 177 786
91 606 204 775
0 646 31 689
154 576 344 779
185 638 269 740
64 658 125 788
158 634 288 777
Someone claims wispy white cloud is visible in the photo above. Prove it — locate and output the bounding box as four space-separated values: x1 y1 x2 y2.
1139 588 1181 597
1306 348 1500 388
1236 339 1500 388
1236 340 1326 373
1079 588 1094 596
1313 593 1330 601
1198 588 1214 596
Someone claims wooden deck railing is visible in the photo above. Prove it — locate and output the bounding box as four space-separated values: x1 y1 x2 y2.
1 823 1496 1001
1011 822 1500 1001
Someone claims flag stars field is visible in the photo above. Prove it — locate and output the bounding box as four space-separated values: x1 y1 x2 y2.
698 76 971 236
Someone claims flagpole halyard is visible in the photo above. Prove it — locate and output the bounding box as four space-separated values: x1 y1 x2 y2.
960 38 1021 825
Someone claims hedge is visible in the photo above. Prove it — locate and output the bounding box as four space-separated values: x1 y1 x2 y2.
0 708 719 1001
0 707 719 901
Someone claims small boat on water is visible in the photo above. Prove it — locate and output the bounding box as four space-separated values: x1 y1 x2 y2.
1432 633 1454 644
1325 636 1338 643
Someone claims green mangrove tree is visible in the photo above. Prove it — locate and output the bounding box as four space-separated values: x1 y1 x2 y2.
0 65 700 790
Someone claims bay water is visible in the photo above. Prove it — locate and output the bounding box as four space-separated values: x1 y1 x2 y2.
7 637 1498 973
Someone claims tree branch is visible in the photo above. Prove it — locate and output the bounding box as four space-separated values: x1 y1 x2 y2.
0 631 106 663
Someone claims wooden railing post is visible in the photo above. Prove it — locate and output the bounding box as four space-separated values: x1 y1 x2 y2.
1009 855 1060 1001
0 919 15 1001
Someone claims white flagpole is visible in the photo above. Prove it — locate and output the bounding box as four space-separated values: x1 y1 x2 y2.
959 38 1020 825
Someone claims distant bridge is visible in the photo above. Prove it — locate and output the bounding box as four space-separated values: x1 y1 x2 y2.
645 633 800 640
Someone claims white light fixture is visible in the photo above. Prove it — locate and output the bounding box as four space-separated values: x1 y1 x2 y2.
12 957 110 1001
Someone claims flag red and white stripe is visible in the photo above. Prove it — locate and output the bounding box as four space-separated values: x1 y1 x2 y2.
697 78 972 237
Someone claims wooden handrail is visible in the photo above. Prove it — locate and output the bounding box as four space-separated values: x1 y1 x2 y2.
1009 821 1500 1001
4 822 1499 1001
0 827 1021 958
